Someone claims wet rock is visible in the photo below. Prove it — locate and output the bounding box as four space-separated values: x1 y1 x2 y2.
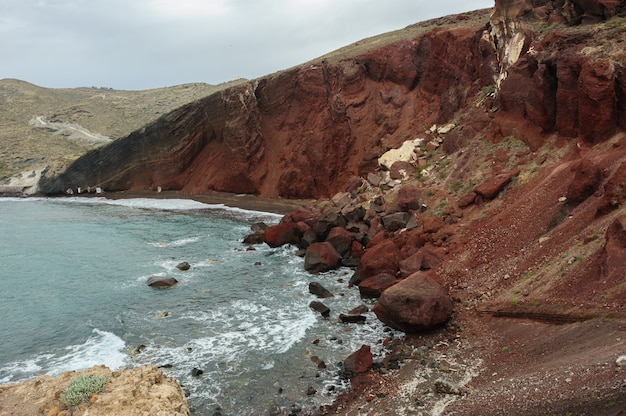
339 313 367 323
304 242 342 273
264 223 302 247
343 344 373 375
250 222 267 232
309 281 334 298
309 301 330 318
358 273 401 298
310 356 327 369
191 367 204 377
348 305 369 315
306 386 317 396
175 261 191 271
146 276 179 288
372 272 453 333
243 230 265 244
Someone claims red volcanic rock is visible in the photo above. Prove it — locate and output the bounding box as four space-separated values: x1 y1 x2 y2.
578 59 618 143
282 206 320 226
422 216 445 234
326 227 355 258
264 223 301 247
372 272 453 333
358 273 401 298
601 215 626 282
458 191 477 208
566 159 602 204
390 161 414 180
40 18 495 199
355 239 401 281
597 160 626 216
304 242 342 273
473 171 517 200
398 248 442 277
343 345 373 375
396 184 422 211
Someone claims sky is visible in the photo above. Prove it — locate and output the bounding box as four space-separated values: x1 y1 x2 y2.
1 0 494 91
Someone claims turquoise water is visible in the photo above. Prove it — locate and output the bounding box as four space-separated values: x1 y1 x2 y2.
0 197 393 415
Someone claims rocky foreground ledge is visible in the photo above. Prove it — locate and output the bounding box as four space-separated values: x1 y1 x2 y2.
0 365 189 416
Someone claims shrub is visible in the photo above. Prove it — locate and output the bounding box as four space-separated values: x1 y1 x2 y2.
60 374 108 407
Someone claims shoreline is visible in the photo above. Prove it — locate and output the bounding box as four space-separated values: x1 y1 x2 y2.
3 190 315 216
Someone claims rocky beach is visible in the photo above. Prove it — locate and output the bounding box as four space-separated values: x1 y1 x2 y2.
2 0 626 414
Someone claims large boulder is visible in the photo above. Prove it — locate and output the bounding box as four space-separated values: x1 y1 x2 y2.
398 248 442 277
325 227 355 258
146 276 179 288
264 223 302 247
358 273 401 298
372 272 453 333
396 184 422 211
350 239 400 285
566 159 602 204
304 242 342 273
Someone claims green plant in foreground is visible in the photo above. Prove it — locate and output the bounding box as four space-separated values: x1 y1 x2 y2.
60 374 108 407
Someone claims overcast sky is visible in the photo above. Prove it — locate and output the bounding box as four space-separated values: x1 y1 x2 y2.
1 0 493 91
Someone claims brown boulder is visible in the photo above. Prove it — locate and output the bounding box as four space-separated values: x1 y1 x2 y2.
343 345 373 375
304 242 342 273
398 248 442 277
566 159 602 204
396 184 422 211
423 216 445 233
309 282 334 298
326 227 355 257
473 171 517 200
372 272 453 333
309 301 330 317
458 191 477 208
390 160 414 180
264 223 301 247
358 273 401 298
353 239 400 282
282 206 320 226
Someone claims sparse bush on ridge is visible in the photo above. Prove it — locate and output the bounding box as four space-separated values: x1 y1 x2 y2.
60 374 108 407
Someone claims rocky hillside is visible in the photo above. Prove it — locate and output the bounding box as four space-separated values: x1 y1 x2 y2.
6 0 626 414
0 78 244 192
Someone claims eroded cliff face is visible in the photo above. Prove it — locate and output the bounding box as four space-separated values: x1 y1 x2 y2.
39 11 496 199
490 0 626 148
40 2 626 200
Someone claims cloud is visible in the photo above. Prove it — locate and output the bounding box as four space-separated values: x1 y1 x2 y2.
0 0 494 90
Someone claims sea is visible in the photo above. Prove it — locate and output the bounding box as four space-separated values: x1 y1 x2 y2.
0 196 396 415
